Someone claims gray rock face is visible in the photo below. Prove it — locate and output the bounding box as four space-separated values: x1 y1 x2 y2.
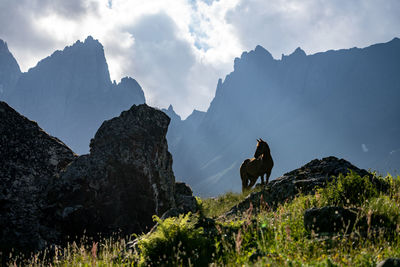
227 156 371 215
174 182 198 214
0 101 76 252
50 104 176 237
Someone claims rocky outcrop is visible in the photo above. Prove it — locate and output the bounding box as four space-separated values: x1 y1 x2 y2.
227 157 373 215
161 182 198 219
0 101 76 252
304 206 397 237
377 258 400 267
49 104 176 238
0 102 185 254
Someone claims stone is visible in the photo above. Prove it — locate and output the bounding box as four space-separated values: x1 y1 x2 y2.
377 258 400 267
227 156 374 215
49 104 176 238
175 181 194 196
0 101 76 252
304 206 358 234
161 182 198 220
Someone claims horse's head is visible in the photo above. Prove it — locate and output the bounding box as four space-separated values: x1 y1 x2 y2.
254 138 270 158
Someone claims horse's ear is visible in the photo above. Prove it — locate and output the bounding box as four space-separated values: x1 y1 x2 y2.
257 138 260 142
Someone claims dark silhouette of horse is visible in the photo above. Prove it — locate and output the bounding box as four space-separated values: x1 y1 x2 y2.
240 138 274 192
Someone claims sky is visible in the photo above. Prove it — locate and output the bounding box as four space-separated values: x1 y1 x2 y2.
1 0 400 118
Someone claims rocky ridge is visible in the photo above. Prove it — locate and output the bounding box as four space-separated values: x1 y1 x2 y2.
227 156 376 215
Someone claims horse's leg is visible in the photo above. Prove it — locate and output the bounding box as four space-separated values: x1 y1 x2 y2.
248 176 257 189
260 174 265 185
241 175 248 193
265 168 272 184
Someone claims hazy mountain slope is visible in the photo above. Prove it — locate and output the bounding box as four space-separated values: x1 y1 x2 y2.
1 36 145 154
0 40 21 97
170 38 400 196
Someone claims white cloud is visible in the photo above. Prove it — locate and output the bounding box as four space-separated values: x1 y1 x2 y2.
362 144 369 153
1 0 399 117
226 0 400 58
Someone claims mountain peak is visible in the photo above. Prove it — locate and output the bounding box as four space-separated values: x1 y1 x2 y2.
292 47 306 56
281 47 306 61
162 104 181 121
254 45 274 59
0 39 9 52
234 45 274 71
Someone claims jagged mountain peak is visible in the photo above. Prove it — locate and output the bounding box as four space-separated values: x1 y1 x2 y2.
35 36 106 69
234 45 274 71
4 37 145 154
281 47 306 61
0 39 21 97
162 104 181 121
185 109 205 124
0 39 9 51
72 35 102 48
119 76 140 87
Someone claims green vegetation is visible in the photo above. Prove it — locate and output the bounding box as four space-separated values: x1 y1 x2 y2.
6 172 400 266
316 170 380 206
198 190 255 218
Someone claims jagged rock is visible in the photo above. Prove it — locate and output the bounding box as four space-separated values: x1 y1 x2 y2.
0 101 76 252
49 104 176 238
161 182 198 220
174 182 198 214
377 258 400 267
175 181 194 196
227 156 372 215
304 206 358 235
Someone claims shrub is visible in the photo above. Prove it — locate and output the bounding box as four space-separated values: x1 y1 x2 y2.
317 170 378 207
137 213 214 266
360 195 400 236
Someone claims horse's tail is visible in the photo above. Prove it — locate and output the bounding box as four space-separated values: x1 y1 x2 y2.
240 159 250 176
240 159 250 192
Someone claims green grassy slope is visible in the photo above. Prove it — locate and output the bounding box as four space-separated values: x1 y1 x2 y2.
6 172 400 266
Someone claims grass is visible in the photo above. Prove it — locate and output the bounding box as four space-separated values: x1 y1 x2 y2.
5 172 400 266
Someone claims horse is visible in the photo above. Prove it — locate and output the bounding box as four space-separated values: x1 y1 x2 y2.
240 138 274 193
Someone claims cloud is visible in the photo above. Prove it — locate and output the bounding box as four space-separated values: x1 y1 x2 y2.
362 144 369 153
1 0 399 117
226 0 400 58
125 13 197 111
0 0 99 70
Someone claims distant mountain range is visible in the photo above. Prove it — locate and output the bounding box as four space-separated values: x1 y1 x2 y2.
0 36 145 154
167 38 400 196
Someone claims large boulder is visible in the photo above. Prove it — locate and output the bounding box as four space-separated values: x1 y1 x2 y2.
304 206 358 235
0 101 76 252
49 104 177 238
227 156 373 215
